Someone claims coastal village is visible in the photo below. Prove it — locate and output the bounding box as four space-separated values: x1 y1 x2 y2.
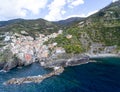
2 30 66 65
0 29 119 66
0 0 119 89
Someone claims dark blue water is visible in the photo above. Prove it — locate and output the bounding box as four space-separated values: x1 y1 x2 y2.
0 57 120 92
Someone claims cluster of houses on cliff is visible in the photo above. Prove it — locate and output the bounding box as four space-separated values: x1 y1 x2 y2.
2 30 65 64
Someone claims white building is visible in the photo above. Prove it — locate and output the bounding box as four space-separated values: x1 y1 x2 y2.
58 30 63 34
55 47 66 54
4 36 10 41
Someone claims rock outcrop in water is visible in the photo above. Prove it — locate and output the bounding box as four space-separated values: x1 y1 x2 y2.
42 54 89 68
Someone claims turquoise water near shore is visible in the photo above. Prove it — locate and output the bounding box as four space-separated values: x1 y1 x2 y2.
0 57 120 92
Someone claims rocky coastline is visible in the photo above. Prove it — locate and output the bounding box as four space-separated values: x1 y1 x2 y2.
0 31 120 85
4 52 120 85
2 54 90 85
3 53 120 85
42 54 89 68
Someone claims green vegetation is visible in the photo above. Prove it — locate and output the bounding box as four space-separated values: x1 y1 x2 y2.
117 46 120 50
45 29 84 54
82 24 120 46
0 19 59 38
0 52 4 62
63 45 83 53
50 0 120 54
0 49 8 62
0 49 14 63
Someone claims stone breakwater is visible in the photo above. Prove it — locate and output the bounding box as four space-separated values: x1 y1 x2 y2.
3 67 64 85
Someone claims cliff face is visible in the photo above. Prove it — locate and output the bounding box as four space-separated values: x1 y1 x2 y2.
0 48 24 71
43 54 89 68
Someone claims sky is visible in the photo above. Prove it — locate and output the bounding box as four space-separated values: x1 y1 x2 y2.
0 0 118 21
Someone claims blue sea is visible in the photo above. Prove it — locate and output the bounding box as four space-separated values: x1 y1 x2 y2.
0 57 120 92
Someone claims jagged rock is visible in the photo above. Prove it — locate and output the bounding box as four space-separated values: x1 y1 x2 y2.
0 48 33 71
42 54 89 68
0 62 6 70
3 59 18 71
0 49 17 71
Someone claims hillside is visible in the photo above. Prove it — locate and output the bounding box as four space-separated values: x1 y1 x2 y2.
53 17 84 28
0 18 59 37
81 0 120 46
47 0 120 54
0 19 24 27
